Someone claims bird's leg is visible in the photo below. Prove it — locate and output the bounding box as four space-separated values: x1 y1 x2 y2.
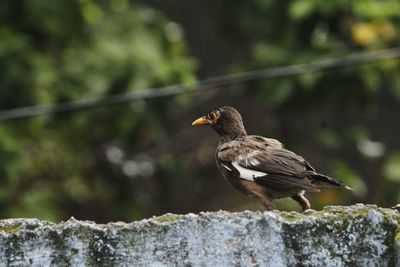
291 192 311 212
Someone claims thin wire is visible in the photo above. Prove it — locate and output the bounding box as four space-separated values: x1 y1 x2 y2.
1 47 400 121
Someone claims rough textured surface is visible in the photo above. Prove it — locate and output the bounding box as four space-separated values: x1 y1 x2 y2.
0 204 399 266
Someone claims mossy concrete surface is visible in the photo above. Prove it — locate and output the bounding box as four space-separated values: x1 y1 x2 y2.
0 204 399 266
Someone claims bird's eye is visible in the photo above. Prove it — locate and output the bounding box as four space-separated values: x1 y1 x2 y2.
208 113 215 120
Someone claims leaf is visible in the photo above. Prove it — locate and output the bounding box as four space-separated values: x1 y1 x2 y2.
289 0 316 20
383 153 400 182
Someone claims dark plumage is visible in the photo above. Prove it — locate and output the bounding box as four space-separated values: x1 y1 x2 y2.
192 106 350 211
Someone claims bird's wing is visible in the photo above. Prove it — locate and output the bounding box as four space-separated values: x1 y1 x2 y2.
245 135 284 148
217 136 319 192
241 148 307 176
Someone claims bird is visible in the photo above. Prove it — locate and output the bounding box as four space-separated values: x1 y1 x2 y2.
192 106 350 212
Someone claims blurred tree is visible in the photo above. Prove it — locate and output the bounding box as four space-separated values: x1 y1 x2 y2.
0 0 196 222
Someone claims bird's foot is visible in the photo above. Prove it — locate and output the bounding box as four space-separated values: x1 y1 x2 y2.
303 208 316 214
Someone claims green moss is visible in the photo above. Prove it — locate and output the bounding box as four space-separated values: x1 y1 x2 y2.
355 210 369 218
0 225 22 234
279 212 303 222
395 230 400 241
153 214 182 223
279 206 397 233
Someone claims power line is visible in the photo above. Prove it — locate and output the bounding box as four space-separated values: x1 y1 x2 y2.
1 47 400 121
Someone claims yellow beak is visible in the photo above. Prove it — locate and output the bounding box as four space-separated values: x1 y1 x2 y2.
192 117 212 126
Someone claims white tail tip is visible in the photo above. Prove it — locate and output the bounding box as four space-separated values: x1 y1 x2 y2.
344 185 353 191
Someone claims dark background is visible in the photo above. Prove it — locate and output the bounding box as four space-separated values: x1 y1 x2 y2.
0 0 399 222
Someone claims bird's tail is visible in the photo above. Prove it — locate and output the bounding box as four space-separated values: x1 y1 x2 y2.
309 172 352 190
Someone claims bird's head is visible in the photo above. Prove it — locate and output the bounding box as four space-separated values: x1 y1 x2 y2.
192 106 247 138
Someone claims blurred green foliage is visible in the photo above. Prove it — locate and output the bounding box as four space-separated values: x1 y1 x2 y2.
0 0 196 221
384 153 400 182
0 0 399 222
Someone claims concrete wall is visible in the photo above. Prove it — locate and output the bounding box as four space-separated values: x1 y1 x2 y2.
0 204 399 266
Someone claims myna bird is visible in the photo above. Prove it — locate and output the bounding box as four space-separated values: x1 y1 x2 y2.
192 106 350 211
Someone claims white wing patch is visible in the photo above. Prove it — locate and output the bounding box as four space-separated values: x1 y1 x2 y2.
231 161 268 181
239 150 263 167
221 163 232 171
248 157 261 166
